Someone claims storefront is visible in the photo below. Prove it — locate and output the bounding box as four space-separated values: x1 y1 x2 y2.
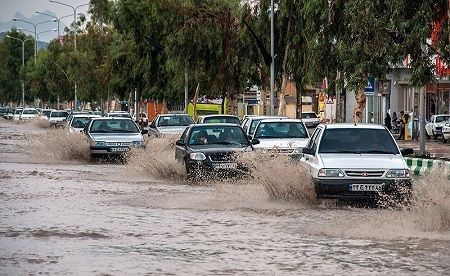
426 82 450 117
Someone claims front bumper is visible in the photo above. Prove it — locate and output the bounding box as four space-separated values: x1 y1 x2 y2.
314 178 412 199
90 145 144 155
187 159 248 177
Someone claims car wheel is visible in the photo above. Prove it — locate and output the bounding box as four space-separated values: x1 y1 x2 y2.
433 132 438 140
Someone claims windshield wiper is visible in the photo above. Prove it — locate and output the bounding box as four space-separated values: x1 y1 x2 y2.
359 150 396 154
214 141 244 145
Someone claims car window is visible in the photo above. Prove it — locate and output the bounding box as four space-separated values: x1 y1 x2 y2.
311 129 322 153
90 119 139 133
302 113 317 119
158 115 193 127
318 128 399 154
51 111 68 117
249 119 264 135
436 116 450 123
188 126 248 146
203 116 240 124
242 118 249 130
23 109 37 114
307 128 320 149
71 117 91 128
254 122 308 139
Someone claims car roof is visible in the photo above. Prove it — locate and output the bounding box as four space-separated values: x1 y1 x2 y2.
249 115 287 120
301 111 316 114
322 123 386 130
72 114 101 118
192 123 242 127
199 114 238 118
159 113 190 117
259 118 303 123
91 117 132 121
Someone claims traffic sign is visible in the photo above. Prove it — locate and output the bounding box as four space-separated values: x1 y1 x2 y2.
364 78 375 96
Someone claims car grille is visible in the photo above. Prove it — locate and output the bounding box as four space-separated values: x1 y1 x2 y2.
345 170 385 177
208 154 235 162
265 148 294 154
106 142 132 146
435 126 443 132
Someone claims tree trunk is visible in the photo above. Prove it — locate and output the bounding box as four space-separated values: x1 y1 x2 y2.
193 83 200 119
226 85 237 115
277 12 292 116
353 89 366 123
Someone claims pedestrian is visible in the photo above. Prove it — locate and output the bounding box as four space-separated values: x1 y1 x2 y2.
430 99 436 115
384 112 392 131
397 111 405 140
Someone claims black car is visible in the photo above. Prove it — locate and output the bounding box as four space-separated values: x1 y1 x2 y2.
175 123 259 179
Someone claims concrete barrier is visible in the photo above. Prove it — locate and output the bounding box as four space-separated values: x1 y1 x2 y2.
404 157 450 176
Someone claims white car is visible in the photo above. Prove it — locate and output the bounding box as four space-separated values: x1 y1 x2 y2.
20 108 39 120
301 112 320 128
13 108 23 120
301 124 413 202
251 118 310 154
49 110 69 127
197 114 241 125
425 114 450 139
241 115 287 137
40 109 53 120
68 114 101 133
441 118 450 143
107 111 132 119
148 114 194 137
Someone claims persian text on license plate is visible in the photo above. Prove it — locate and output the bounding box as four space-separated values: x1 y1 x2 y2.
349 184 384 192
213 163 237 169
110 147 129 152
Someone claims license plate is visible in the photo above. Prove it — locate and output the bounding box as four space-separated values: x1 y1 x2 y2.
110 147 129 152
213 163 237 169
349 184 384 192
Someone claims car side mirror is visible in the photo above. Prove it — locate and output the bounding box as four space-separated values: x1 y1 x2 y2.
176 139 185 146
400 148 414 156
251 138 260 145
141 129 148 135
302 147 314 155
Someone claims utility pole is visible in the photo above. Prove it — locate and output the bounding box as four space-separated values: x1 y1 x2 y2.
419 87 426 155
270 0 275 115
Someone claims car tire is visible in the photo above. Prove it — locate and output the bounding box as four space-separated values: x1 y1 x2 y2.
433 132 438 140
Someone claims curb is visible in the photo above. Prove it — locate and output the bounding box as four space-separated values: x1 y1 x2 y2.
404 157 450 176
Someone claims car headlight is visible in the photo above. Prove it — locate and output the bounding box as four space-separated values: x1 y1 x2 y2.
190 152 206 161
386 169 410 178
318 168 345 177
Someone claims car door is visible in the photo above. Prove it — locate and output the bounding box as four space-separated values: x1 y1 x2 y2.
175 127 190 162
302 127 322 175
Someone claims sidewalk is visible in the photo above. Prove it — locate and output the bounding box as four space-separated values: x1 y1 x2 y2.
397 139 450 160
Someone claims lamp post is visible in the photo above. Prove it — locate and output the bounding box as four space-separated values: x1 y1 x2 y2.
12 18 57 63
36 11 79 37
5 35 33 107
48 1 89 110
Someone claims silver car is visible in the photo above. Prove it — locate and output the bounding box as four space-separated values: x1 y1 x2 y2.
85 117 147 157
148 114 194 137
49 110 69 127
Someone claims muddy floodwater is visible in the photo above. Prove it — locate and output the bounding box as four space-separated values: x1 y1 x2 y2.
0 119 449 275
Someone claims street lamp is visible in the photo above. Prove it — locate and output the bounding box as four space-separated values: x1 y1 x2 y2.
36 11 80 37
5 35 33 107
12 17 57 63
36 29 58 41
48 1 89 110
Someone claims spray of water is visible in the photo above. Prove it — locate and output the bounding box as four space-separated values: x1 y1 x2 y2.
125 135 185 180
32 128 90 161
240 153 317 203
33 119 51 129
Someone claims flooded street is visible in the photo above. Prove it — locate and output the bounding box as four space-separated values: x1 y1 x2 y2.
0 119 449 275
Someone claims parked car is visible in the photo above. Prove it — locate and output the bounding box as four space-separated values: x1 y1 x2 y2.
6 108 15 120
0 107 8 117
48 110 69 127
241 115 287 137
13 108 23 120
197 114 240 125
425 114 450 140
107 111 132 119
441 118 450 143
84 117 147 157
175 123 258 179
148 114 194 137
301 112 320 128
66 111 92 126
40 109 53 120
68 114 101 133
301 124 413 202
20 108 39 120
251 118 309 155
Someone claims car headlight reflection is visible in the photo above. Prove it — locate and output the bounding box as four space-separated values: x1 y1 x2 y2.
318 168 345 177
190 152 206 161
386 169 410 178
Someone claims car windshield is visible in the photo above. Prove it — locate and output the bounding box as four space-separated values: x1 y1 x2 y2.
188 125 249 146
318 128 399 154
203 116 240 124
158 115 193 127
436 116 450 123
14 109 22 114
71 117 91 128
249 119 264 135
51 111 68 118
254 122 308 139
23 109 37 114
302 113 317 119
42 110 51 117
90 119 139 133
